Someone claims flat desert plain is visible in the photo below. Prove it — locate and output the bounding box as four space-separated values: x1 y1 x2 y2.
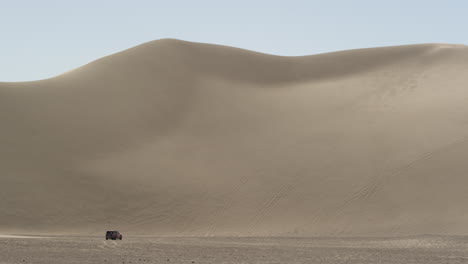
2 235 468 264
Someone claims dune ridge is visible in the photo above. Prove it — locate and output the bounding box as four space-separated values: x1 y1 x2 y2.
1 39 468 236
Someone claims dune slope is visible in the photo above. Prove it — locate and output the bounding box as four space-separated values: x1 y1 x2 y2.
1 39 468 236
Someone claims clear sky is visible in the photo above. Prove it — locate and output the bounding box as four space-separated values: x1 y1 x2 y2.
1 0 466 81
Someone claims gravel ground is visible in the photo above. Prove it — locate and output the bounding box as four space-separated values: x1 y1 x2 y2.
1 235 468 263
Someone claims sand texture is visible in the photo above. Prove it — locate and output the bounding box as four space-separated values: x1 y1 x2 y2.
2 236 468 264
1 39 468 236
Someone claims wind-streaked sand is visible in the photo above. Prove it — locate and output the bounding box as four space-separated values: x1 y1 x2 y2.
0 234 45 238
1 39 468 236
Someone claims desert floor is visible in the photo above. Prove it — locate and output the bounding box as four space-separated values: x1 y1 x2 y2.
1 235 468 264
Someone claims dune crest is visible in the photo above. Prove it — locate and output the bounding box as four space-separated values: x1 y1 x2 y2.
1 39 468 236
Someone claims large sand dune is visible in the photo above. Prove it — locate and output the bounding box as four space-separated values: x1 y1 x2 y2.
1 39 468 236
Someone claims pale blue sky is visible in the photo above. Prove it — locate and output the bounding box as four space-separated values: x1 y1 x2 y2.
1 0 466 81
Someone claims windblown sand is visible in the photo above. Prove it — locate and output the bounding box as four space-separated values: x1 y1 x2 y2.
1 39 468 236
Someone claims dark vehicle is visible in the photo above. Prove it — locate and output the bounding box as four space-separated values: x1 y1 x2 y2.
105 231 122 240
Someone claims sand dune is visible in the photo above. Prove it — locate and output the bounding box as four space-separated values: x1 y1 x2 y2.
1 39 468 236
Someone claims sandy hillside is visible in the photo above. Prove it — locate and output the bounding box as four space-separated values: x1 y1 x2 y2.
1 39 468 236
